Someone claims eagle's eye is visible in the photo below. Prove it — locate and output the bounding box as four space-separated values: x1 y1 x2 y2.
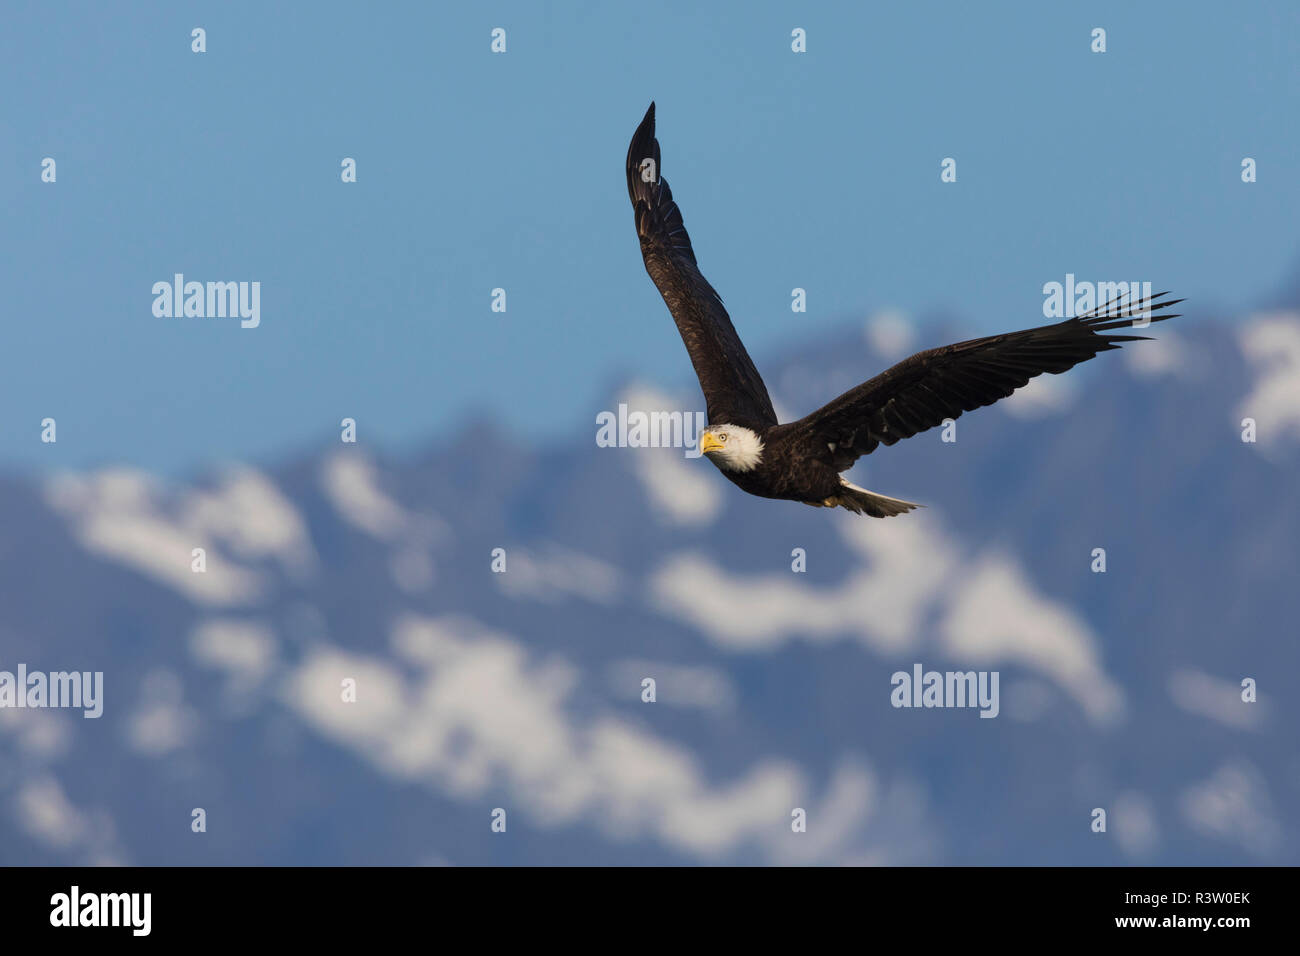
718 432 728 442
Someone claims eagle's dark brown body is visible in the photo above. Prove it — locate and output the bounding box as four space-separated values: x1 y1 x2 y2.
719 427 845 502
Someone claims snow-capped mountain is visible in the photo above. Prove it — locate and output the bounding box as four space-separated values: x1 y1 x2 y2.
1 309 1296 866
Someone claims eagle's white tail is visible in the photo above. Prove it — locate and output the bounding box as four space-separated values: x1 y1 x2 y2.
836 479 922 518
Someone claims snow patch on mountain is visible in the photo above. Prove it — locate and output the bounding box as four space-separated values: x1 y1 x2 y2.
191 619 278 690
45 469 267 606
999 373 1077 419
1124 329 1194 378
864 310 916 360
648 517 959 653
14 775 87 849
619 385 722 527
279 614 924 862
183 469 316 577
1167 669 1262 731
1179 761 1281 858
126 669 197 757
320 453 410 540
11 774 125 864
495 546 622 605
939 554 1124 725
1111 791 1160 859
606 660 737 713
1237 313 1300 448
651 518 1121 724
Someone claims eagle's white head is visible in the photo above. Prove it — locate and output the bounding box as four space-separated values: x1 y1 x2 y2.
698 425 764 472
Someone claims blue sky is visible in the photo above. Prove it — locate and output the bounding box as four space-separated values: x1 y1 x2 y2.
3 0 1298 475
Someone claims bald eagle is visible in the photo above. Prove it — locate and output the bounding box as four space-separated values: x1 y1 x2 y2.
626 103 1182 517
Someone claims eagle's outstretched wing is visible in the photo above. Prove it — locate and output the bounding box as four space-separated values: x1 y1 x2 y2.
789 291 1184 470
626 103 777 430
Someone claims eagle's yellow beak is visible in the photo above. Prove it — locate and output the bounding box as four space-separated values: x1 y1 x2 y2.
698 431 724 455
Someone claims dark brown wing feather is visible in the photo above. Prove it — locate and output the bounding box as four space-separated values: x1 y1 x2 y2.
626 103 777 430
790 291 1184 470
